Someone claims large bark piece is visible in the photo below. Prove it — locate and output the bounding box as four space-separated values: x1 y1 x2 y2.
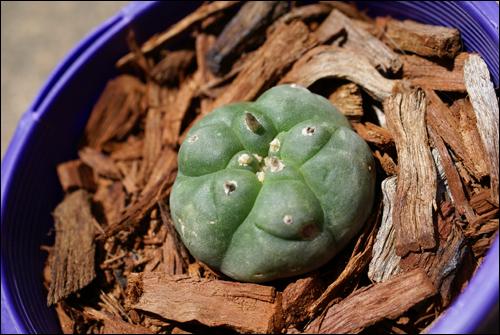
47 190 96 305
384 86 437 256
303 269 436 334
464 54 500 206
126 273 282 334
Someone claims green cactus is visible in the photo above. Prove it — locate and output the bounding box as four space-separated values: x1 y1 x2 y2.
170 84 375 282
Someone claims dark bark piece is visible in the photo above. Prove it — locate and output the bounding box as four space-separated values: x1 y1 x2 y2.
158 202 190 275
380 18 461 58
48 190 96 305
328 83 363 120
470 189 498 216
276 3 332 26
368 176 401 283
304 269 436 334
93 181 126 226
151 50 195 85
282 274 324 326
427 127 476 223
384 86 437 256
79 147 121 180
464 54 500 206
315 9 401 74
56 159 96 192
55 303 75 334
280 47 396 101
116 1 240 68
139 107 163 187
401 53 467 91
426 89 488 180
400 202 467 305
126 273 283 334
320 1 373 22
206 1 288 75
84 308 152 334
84 75 145 149
213 20 317 108
352 122 393 150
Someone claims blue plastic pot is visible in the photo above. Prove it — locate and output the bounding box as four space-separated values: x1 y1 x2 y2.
1 1 498 333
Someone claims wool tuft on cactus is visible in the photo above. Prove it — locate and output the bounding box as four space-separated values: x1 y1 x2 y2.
170 84 376 282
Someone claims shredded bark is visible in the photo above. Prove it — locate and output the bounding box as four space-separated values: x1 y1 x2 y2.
56 159 96 192
328 83 363 120
79 147 122 180
47 190 96 305
384 86 437 256
352 122 393 150
126 273 282 334
303 269 436 334
151 50 195 85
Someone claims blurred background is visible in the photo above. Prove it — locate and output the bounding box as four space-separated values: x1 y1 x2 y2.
1 1 129 159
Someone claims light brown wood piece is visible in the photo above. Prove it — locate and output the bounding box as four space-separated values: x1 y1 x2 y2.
427 127 476 223
116 1 240 68
139 107 163 186
93 181 126 226
352 122 393 150
381 18 461 58
368 176 401 283
126 273 283 334
319 1 373 22
79 147 121 180
151 50 195 85
373 150 397 176
276 3 332 26
282 274 324 326
56 159 96 192
464 54 500 206
328 83 363 119
304 269 436 334
213 20 317 108
280 48 396 101
83 308 152 334
48 190 96 305
384 86 437 256
426 90 488 180
401 53 467 91
109 136 144 161
315 9 401 74
55 304 74 334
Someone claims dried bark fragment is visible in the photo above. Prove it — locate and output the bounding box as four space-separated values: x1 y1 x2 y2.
84 75 145 149
368 176 401 283
126 273 283 334
194 33 217 84
213 20 317 108
94 181 126 226
373 150 397 176
464 54 500 206
280 48 396 101
83 308 152 334
426 89 488 180
56 159 96 192
328 83 363 119
206 1 288 75
116 1 240 68
304 269 436 334
427 127 476 223
139 107 163 186
384 86 437 256
400 203 467 305
352 122 393 150
55 303 75 334
320 1 373 22
282 274 324 326
380 18 461 58
276 3 332 26
48 190 96 305
151 50 195 85
315 9 401 74
109 136 144 161
79 147 121 180
158 202 190 275
401 53 467 91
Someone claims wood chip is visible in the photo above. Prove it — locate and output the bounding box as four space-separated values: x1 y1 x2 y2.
304 269 436 334
48 190 96 305
352 122 393 150
379 17 461 58
206 1 288 75
56 159 96 192
79 147 121 180
464 54 500 206
93 181 126 226
374 150 397 176
282 274 324 326
320 1 373 22
384 86 437 256
401 53 467 91
116 1 240 68
109 136 144 161
276 3 332 26
151 50 195 85
368 176 402 283
83 308 152 334
213 20 317 108
315 9 401 74
139 107 163 186
280 47 396 101
126 273 283 334
328 83 363 119
84 75 145 149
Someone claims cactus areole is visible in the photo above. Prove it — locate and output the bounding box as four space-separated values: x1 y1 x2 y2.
170 84 376 282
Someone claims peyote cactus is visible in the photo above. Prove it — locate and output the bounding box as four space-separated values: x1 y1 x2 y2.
170 84 376 282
